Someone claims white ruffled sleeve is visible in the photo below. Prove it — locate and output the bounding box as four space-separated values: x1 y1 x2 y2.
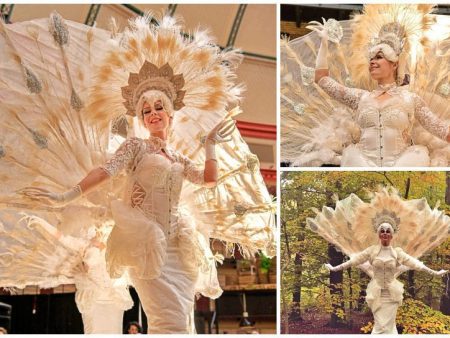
100 137 141 177
414 95 449 140
395 248 426 270
318 76 366 110
334 246 372 271
175 153 205 186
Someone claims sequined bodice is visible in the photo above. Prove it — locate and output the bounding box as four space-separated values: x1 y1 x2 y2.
358 96 411 130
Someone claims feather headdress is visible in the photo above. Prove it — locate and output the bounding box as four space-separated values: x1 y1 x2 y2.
350 4 436 87
307 187 450 259
86 14 243 129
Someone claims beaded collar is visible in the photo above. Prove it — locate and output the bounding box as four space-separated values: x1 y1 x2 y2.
145 136 168 152
372 82 402 97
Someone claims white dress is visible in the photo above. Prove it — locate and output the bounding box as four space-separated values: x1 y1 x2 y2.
74 245 133 334
318 77 449 167
0 210 133 334
344 245 429 334
101 136 222 334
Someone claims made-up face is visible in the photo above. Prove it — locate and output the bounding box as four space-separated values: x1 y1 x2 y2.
369 52 397 82
377 223 393 246
142 100 171 135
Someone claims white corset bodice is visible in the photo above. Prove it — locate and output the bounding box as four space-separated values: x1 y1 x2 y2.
103 137 207 281
372 257 397 289
318 76 449 166
125 154 184 236
101 136 205 238
357 94 412 165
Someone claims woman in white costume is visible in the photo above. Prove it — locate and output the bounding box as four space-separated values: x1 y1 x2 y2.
281 5 450 167
310 19 450 167
25 102 233 334
324 222 446 334
0 211 132 334
72 227 133 334
23 54 234 335
4 13 275 334
307 188 449 334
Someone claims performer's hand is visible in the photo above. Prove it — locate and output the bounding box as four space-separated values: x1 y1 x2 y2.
20 187 64 204
324 263 335 272
207 119 236 144
435 269 448 276
20 186 81 206
306 18 342 44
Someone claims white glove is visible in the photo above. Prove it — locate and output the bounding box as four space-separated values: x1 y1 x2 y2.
435 269 448 276
306 18 329 70
324 263 336 272
421 265 448 276
324 261 352 272
205 119 236 161
20 185 82 206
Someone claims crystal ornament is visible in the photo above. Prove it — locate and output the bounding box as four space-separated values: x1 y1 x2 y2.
28 128 48 149
70 89 84 111
294 103 306 115
24 67 42 94
49 12 69 46
324 19 343 44
300 65 315 86
439 83 450 97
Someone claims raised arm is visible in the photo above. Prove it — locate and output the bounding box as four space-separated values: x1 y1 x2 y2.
396 248 447 276
307 19 365 110
180 119 235 188
414 95 450 142
306 19 330 83
325 246 372 271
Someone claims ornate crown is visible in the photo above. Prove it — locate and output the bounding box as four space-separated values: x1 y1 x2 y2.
121 61 186 116
368 22 406 57
371 208 400 233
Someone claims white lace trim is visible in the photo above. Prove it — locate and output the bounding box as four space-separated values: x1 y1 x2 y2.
318 76 366 110
101 137 205 185
414 95 449 140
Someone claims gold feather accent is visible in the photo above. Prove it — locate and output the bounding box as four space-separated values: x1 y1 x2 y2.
350 4 437 88
85 14 243 126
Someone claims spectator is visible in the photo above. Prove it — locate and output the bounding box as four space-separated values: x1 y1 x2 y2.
126 321 142 334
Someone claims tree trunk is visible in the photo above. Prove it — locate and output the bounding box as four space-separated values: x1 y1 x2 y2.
442 173 450 314
347 269 353 310
440 274 450 315
406 270 416 297
328 243 346 327
403 177 416 297
289 199 305 323
445 171 450 205
289 252 303 322
357 272 367 311
325 186 346 327
281 217 290 333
